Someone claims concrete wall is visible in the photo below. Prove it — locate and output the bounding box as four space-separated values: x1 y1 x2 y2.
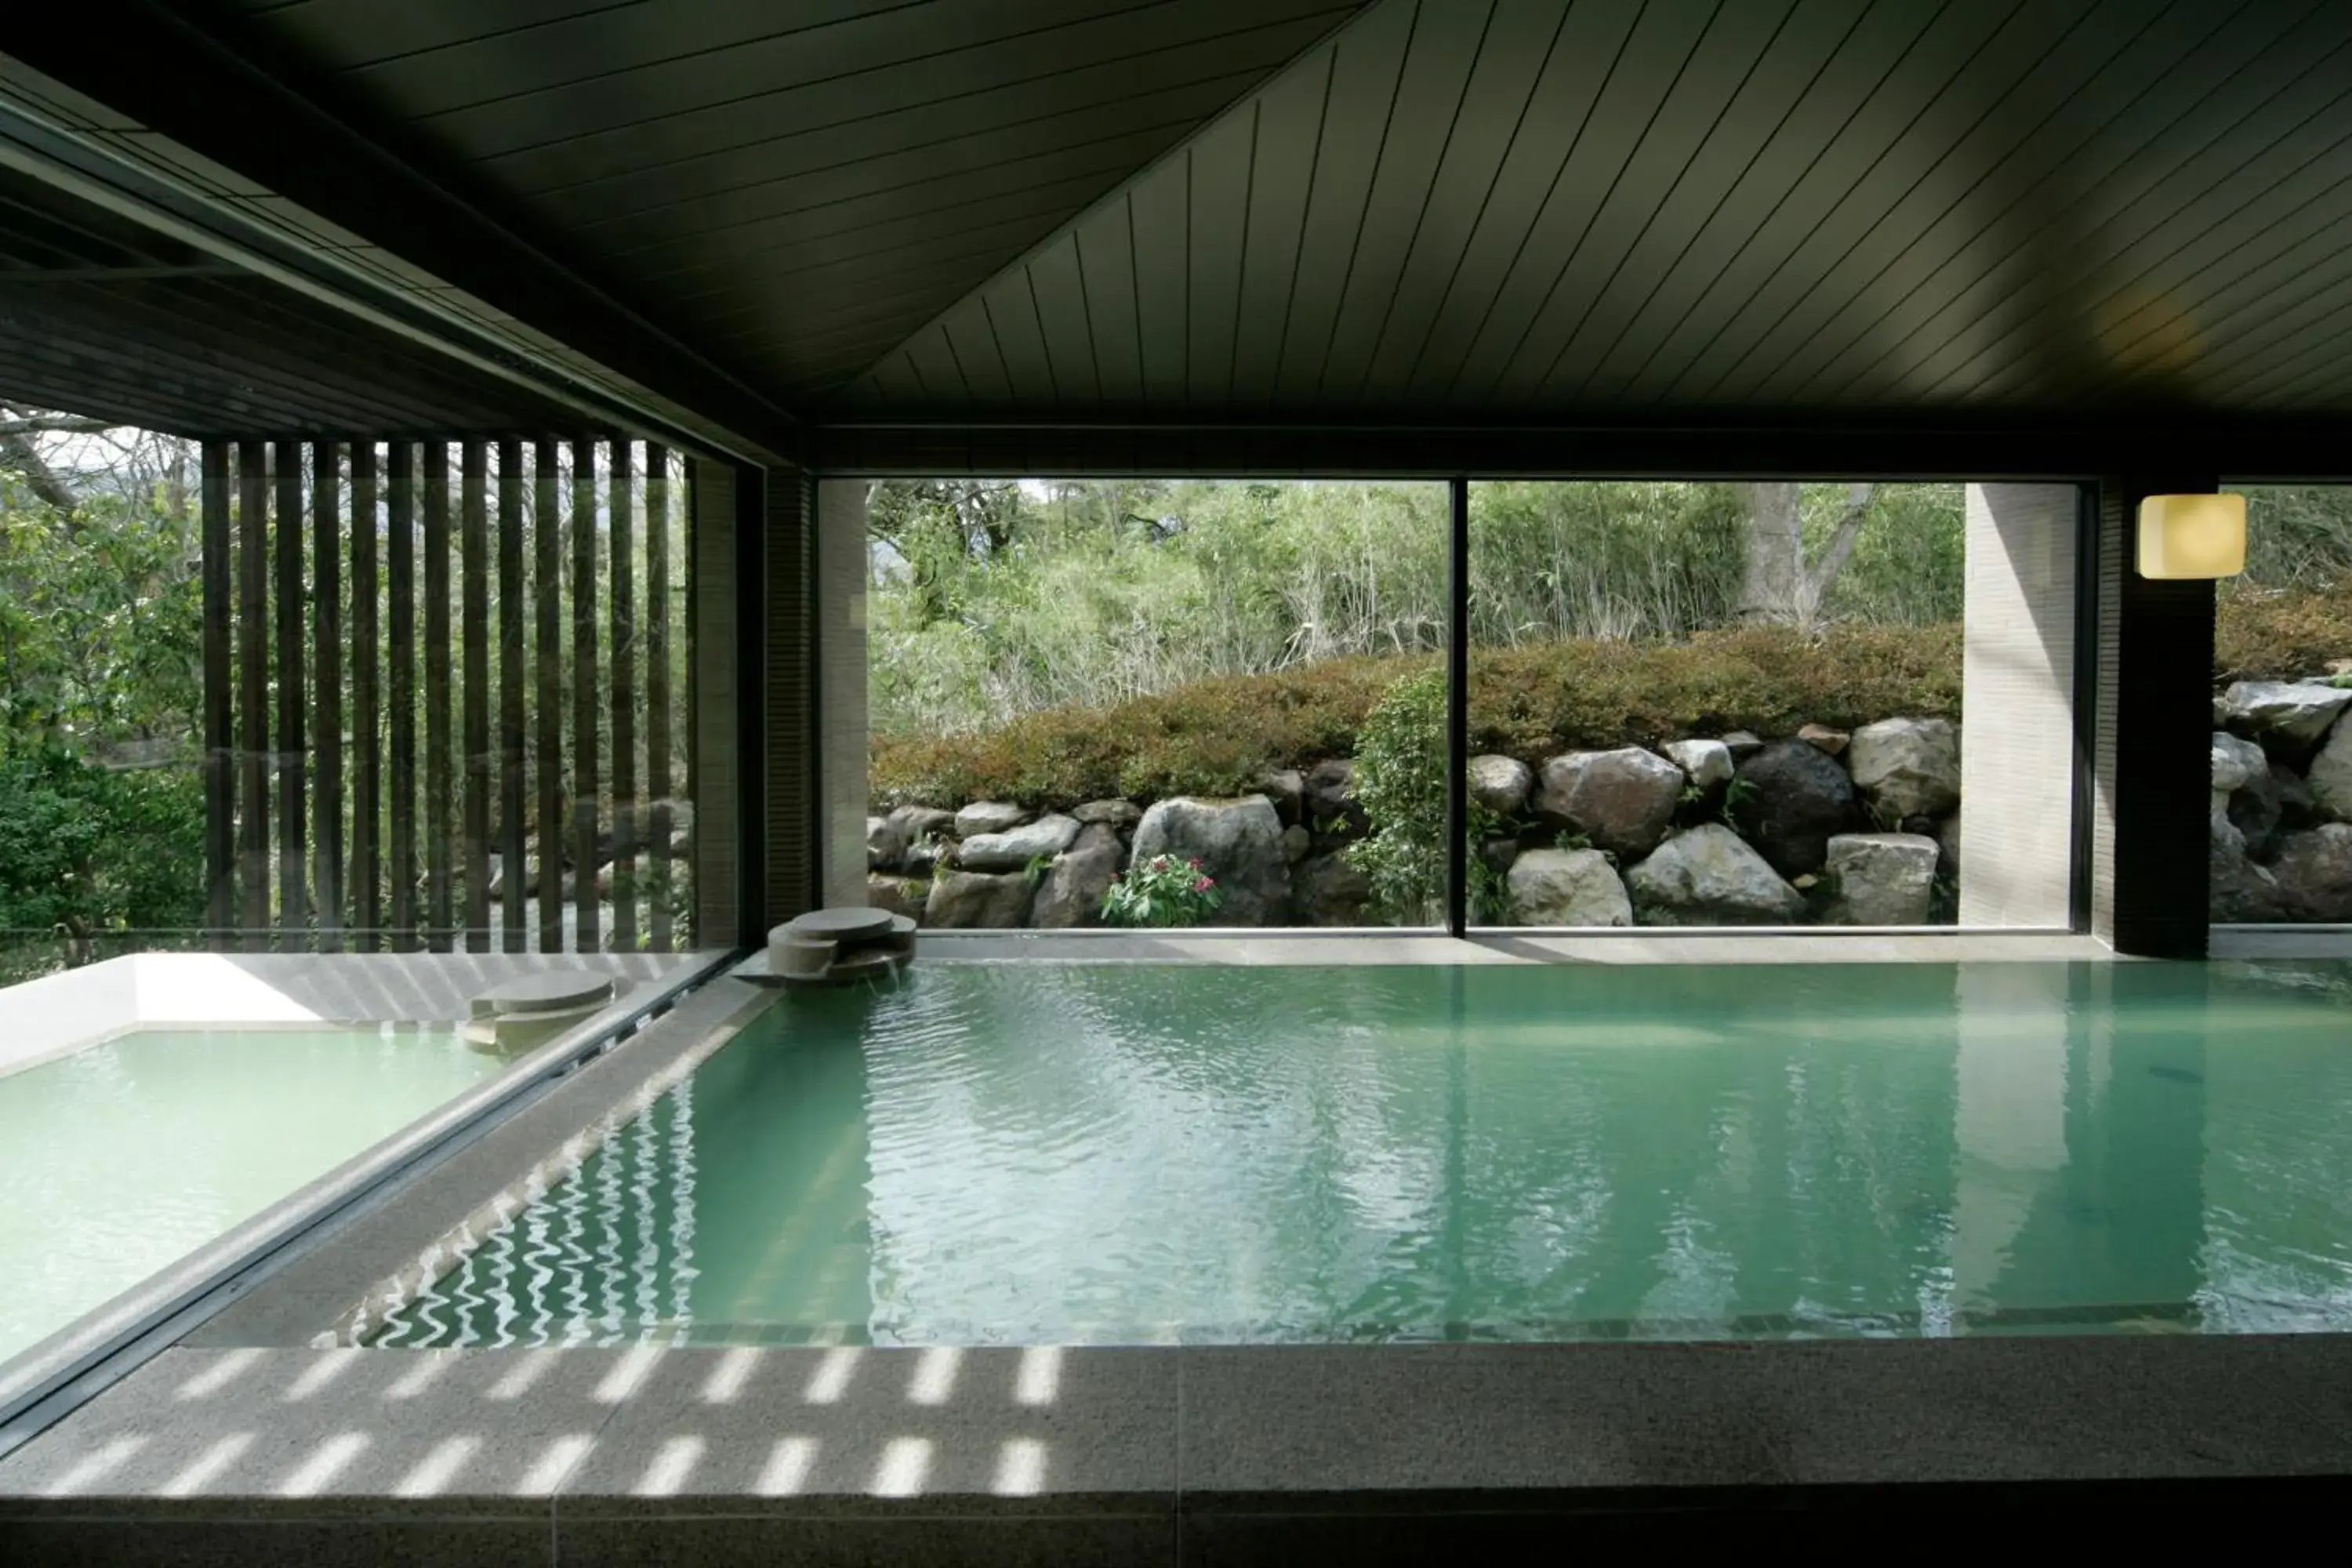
816 479 871 910
1958 483 2079 928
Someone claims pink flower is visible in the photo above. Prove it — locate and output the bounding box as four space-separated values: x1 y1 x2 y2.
1187 858 1203 870
1192 877 1213 893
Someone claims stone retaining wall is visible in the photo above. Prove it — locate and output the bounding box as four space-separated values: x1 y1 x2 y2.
2209 679 2352 922
870 717 1966 929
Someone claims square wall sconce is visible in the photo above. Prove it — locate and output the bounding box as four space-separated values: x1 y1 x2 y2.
2136 492 2245 579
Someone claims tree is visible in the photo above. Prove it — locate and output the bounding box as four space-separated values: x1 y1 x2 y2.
1734 481 1876 626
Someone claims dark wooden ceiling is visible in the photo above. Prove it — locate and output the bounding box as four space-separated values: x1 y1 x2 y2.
203 0 1364 411
843 0 2352 421
9 0 2352 443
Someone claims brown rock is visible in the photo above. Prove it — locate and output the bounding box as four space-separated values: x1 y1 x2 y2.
1797 723 1850 757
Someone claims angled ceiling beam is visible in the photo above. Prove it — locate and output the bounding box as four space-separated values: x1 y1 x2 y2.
3 2 804 460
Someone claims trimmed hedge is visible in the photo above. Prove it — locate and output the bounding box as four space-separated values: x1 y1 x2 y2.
872 623 1964 808
872 590 2352 810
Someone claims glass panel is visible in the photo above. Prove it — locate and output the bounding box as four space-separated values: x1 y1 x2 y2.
865 478 1450 929
1466 481 1967 929
2212 485 2352 925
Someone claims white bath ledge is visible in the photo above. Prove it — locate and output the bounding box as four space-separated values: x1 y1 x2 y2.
0 951 707 1083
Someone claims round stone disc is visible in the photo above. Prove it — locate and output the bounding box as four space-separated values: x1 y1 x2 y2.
783 906 895 941
474 969 616 1017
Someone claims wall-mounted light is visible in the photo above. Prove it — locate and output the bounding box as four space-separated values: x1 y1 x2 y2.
2136 492 2245 579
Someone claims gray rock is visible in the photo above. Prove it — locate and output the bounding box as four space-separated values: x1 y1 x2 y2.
2212 731 2268 794
1282 823 1312 863
2308 718 2352 821
2228 768 2285 862
1259 769 1306 826
955 812 1080 872
1131 795 1291 924
889 804 956 843
866 814 906 871
1818 832 1940 926
1720 731 1765 760
1627 824 1806 926
923 869 1034 928
1798 723 1850 757
1293 852 1374 926
1730 739 1860 877
2220 681 2352 743
2270 822 2352 921
2278 767 2322 829
2212 813 2288 923
1467 754 1533 816
1071 798 1142 829
1030 824 1123 928
1506 847 1632 927
1934 814 1962 877
1662 739 1734 793
1531 746 1683 860
953 800 1030 838
1305 760 1367 841
1846 717 1962 819
867 874 927 923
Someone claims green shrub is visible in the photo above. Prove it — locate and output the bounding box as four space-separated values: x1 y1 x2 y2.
2216 585 2352 681
0 742 205 944
1343 668 1508 924
872 622 1963 808
1101 854 1223 927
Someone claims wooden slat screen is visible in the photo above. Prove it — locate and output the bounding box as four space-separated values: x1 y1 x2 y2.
201 437 695 953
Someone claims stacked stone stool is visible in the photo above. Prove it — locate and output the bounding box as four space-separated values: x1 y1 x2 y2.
766 906 916 988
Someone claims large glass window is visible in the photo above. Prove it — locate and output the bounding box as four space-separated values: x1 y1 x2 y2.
1466 481 1965 929
865 479 1447 929
2210 485 2352 926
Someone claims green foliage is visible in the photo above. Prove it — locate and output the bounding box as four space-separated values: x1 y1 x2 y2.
2216 584 2352 680
1100 853 1223 928
873 622 1966 808
1341 669 1508 924
0 739 205 940
1811 484 1967 626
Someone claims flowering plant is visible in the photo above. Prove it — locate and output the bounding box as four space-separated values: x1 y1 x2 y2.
1099 853 1223 927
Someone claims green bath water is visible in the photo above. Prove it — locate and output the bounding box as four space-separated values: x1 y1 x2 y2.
0 1027 498 1367
372 961 2352 1348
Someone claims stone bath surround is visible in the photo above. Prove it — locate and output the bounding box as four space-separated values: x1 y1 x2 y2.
871 717 1965 929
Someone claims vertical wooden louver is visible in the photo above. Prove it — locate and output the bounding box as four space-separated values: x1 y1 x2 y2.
198 438 695 953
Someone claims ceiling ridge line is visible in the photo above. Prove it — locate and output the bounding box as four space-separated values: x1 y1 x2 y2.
826 0 1389 414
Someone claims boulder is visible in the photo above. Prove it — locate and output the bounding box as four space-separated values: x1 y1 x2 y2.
1259 769 1306 826
889 804 956 843
1798 723 1849 757
1282 824 1312 863
2219 681 2352 744
1131 795 1291 924
1071 798 1143 830
1662 739 1734 793
1720 730 1765 760
1030 824 1123 928
1935 814 1961 877
955 812 1080 872
2227 768 2285 862
2211 814 2288 923
867 874 927 923
2211 731 2268 793
1305 760 1368 841
1627 825 1806 926
1478 836 1521 876
1730 739 1860 877
923 869 1034 928
2278 767 2322 830
2270 823 2352 921
2308 719 2352 821
953 800 1030 838
1467 754 1534 816
1506 847 1632 927
1293 852 1374 926
1846 717 1962 819
866 814 906 871
1531 746 1683 860
1817 833 1940 926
